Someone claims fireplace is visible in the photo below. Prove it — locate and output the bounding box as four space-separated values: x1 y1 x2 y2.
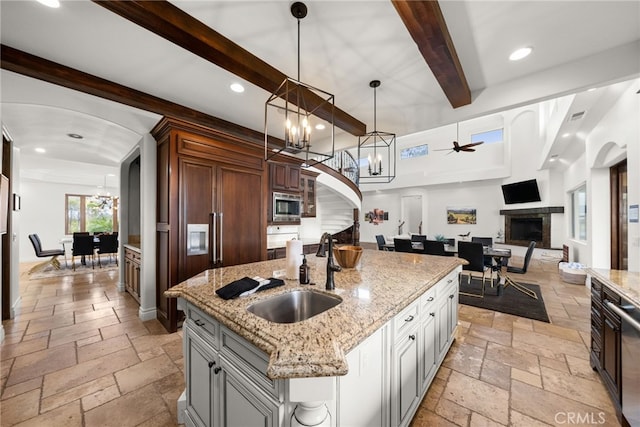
500 207 563 249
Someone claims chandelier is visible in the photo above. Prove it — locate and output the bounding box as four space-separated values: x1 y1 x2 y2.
264 2 335 167
357 80 396 184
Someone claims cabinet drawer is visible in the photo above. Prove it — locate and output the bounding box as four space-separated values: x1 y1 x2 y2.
394 300 419 340
186 304 219 350
602 285 621 305
220 326 282 400
591 277 602 293
420 287 437 313
125 248 141 263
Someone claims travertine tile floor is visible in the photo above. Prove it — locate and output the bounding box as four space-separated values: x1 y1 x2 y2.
1 257 620 426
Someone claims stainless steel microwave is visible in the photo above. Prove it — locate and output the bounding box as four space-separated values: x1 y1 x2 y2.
273 192 301 222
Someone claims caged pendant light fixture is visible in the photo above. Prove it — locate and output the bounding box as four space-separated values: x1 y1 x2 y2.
357 80 396 184
264 2 335 167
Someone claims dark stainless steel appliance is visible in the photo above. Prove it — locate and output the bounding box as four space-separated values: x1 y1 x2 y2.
606 299 640 427
273 192 301 222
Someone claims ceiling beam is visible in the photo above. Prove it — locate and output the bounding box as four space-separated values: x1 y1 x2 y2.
391 0 471 108
0 44 281 147
92 0 367 136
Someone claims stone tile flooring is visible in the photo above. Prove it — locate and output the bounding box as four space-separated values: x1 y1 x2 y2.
1 257 620 426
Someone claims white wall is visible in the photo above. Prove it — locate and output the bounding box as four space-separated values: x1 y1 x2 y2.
19 180 119 262
575 81 640 271
360 103 566 248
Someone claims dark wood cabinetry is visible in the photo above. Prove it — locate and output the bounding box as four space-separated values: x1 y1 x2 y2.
270 162 300 192
590 277 622 416
300 170 318 218
153 117 267 332
124 247 141 304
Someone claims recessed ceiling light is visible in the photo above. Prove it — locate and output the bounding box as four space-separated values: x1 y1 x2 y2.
37 0 60 8
35 147 46 153
587 87 597 92
67 133 83 139
107 173 116 177
509 47 532 61
315 124 325 130
230 83 245 93
562 133 571 138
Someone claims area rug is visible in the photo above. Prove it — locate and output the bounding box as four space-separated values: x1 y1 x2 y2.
29 260 119 280
459 277 550 323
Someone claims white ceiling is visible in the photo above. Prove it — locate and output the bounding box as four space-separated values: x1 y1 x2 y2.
1 0 639 186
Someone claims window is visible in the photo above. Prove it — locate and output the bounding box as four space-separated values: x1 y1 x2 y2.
471 128 503 144
570 184 587 240
65 194 118 234
400 144 428 159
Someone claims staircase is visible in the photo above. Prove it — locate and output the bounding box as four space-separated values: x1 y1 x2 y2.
315 182 357 235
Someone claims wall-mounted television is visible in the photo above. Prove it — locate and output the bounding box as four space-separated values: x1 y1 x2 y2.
501 179 541 204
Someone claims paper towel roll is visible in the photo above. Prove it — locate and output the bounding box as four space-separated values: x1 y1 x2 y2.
285 240 303 280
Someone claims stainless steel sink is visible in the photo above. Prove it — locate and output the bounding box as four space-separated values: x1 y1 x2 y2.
247 290 342 324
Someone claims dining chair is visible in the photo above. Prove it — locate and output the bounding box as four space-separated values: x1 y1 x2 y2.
422 240 446 256
472 236 496 270
375 235 387 251
27 234 65 272
72 234 95 270
471 236 493 247
457 241 491 298
393 238 414 253
503 240 538 299
97 233 119 267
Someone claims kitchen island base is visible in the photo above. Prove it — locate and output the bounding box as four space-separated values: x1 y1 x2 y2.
178 265 460 427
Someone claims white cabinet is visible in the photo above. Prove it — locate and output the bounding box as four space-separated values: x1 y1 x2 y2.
437 272 458 359
184 327 219 427
183 304 281 427
179 265 461 427
337 327 388 426
391 300 421 427
420 288 438 390
219 356 282 427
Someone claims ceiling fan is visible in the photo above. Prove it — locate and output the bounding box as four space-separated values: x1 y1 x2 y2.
434 123 484 154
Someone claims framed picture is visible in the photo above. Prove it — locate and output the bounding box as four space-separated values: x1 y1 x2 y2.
447 207 476 224
365 208 388 225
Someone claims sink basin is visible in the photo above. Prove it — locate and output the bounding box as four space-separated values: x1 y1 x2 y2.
247 290 342 324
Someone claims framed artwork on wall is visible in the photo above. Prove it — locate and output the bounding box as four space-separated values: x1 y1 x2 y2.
447 207 476 224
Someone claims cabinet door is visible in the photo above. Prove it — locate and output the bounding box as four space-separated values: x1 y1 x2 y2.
180 158 216 279
300 173 316 217
270 163 300 191
437 296 449 356
185 327 219 427
217 166 264 267
394 331 420 427
421 311 437 390
132 260 140 299
602 308 621 402
218 356 281 427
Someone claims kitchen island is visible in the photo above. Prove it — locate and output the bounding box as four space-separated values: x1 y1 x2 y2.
166 249 464 427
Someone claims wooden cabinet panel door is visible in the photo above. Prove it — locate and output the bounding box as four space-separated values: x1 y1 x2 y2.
180 158 216 280
217 166 263 267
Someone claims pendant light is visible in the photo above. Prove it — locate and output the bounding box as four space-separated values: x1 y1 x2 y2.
357 80 396 184
264 2 335 167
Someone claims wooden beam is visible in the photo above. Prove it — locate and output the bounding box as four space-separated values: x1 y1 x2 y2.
391 0 471 108
92 0 367 136
0 44 280 147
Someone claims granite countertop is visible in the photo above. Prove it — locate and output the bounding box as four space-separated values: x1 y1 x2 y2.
165 249 464 379
587 268 640 309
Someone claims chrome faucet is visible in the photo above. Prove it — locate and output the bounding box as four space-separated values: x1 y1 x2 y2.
316 232 341 290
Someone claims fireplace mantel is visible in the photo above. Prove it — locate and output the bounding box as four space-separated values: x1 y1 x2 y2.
499 206 564 215
500 206 564 249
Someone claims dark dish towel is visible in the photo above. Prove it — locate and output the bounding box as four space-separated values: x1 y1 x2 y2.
216 277 260 300
257 278 285 292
